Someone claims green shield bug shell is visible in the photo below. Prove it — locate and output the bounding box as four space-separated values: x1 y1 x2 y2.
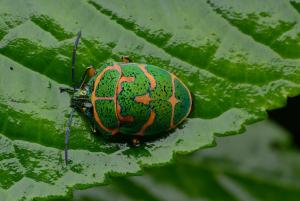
86 62 192 136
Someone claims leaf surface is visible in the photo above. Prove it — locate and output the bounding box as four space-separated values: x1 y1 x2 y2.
75 121 300 201
0 0 300 200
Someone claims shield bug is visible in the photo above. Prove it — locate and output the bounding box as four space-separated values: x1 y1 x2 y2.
61 32 192 164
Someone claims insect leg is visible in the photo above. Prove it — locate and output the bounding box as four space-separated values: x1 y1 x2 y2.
64 108 75 165
132 138 141 146
78 66 96 89
92 121 96 133
59 87 76 93
121 56 132 63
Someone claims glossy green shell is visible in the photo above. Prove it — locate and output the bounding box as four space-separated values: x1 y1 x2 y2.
87 62 192 136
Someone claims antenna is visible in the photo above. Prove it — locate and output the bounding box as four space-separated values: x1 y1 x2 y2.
64 108 75 165
72 31 82 89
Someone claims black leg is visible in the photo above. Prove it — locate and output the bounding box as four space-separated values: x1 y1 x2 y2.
121 56 132 63
93 122 97 133
79 66 95 89
59 87 76 93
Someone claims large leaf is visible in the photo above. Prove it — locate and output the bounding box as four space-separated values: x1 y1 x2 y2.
75 120 300 201
0 0 300 200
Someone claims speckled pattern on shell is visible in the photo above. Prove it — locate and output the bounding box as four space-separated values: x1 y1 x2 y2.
86 62 192 136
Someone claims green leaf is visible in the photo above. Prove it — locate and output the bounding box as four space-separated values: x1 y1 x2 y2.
75 120 300 201
0 0 300 200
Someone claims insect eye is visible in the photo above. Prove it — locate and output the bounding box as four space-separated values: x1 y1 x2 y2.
80 90 87 96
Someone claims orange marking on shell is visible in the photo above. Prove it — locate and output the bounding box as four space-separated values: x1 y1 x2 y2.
117 77 135 94
138 64 156 90
119 114 134 122
169 74 180 129
91 65 121 134
135 93 153 105
116 103 133 122
169 94 179 106
116 76 135 123
112 63 122 133
137 110 156 135
95 97 114 100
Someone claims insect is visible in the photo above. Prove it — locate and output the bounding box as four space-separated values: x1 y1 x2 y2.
60 32 192 164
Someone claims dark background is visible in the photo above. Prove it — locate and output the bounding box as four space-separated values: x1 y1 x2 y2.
269 96 300 148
